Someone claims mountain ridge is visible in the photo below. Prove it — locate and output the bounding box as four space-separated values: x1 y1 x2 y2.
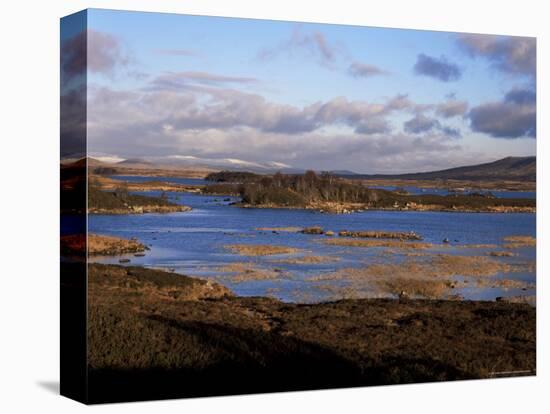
340 156 536 182
69 155 536 182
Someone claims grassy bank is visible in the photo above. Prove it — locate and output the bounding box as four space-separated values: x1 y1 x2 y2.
88 185 191 214
91 174 202 193
84 263 536 403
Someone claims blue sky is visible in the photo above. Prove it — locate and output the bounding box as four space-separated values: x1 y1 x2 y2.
64 8 536 173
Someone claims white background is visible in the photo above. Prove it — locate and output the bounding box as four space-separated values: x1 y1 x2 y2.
0 0 547 412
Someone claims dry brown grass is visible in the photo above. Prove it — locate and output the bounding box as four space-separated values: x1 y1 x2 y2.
88 264 232 304
86 234 146 255
497 295 536 306
271 255 340 265
458 244 498 249
475 278 535 290
309 254 511 299
255 226 302 232
429 255 511 277
215 262 289 282
225 244 303 256
323 238 433 249
488 251 517 257
338 230 422 240
510 261 536 273
91 174 202 193
404 252 432 257
503 235 536 249
377 278 453 299
504 235 536 243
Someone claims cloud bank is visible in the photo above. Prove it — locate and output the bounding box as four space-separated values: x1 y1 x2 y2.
468 87 536 138
457 34 535 78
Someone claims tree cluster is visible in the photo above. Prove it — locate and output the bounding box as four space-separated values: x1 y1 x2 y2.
239 170 382 206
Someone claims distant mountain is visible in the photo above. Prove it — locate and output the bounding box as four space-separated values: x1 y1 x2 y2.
117 158 153 165
157 156 301 174
341 157 536 182
330 170 358 176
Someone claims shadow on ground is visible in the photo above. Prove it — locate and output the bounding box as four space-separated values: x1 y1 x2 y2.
37 381 60 395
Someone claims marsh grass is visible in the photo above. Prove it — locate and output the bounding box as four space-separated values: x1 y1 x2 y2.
88 234 147 255
458 244 498 249
255 227 303 232
503 235 536 249
309 254 513 299
322 238 433 249
225 244 304 256
488 251 517 257
61 233 147 256
474 278 535 290
215 262 290 282
338 230 422 240
270 255 340 265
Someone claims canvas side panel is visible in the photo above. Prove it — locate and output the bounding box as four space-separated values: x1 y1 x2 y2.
60 9 88 404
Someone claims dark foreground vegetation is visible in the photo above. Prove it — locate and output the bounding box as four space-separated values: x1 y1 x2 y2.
86 263 536 403
206 170 260 183
202 170 535 212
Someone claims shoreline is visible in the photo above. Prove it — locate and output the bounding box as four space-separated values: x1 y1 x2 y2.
61 234 149 256
238 202 536 214
92 174 202 193
354 178 536 192
88 205 191 215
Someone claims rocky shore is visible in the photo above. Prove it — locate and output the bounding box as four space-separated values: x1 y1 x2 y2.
88 204 191 215
240 200 535 214
83 263 536 403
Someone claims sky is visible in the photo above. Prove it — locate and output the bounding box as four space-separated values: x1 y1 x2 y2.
62 9 536 173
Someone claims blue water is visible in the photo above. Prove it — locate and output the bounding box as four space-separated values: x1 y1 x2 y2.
88 190 536 303
369 185 535 199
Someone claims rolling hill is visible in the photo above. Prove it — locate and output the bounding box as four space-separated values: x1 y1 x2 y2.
342 157 536 182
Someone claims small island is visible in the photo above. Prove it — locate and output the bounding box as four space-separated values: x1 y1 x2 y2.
88 184 191 215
